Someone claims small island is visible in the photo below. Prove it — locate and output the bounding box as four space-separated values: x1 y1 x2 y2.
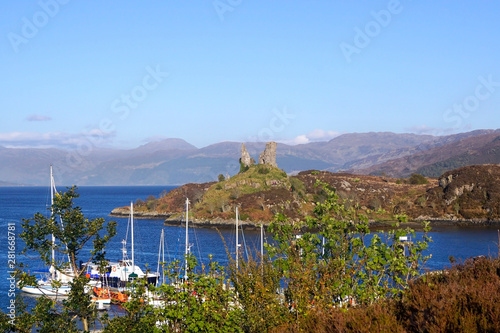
111 142 500 227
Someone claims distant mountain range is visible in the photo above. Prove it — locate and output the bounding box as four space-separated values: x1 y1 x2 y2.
1 129 499 186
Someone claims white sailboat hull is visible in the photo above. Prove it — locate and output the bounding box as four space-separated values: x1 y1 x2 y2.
20 282 71 296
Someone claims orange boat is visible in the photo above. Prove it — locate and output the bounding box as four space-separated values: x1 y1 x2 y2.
94 286 128 303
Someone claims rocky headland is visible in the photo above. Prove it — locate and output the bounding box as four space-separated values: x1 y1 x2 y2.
110 143 500 228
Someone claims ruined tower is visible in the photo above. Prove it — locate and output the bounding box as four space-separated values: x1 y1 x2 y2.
240 143 252 168
258 141 277 168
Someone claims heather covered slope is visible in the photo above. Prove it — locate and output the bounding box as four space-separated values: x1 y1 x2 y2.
356 130 500 178
112 164 500 225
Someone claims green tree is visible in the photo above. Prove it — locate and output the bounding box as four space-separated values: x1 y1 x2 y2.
230 180 431 331
16 186 117 332
106 254 243 332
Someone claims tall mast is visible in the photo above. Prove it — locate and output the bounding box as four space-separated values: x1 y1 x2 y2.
50 165 56 280
236 206 239 270
130 201 134 274
260 223 264 259
184 198 189 281
261 223 264 276
157 229 165 285
161 229 165 284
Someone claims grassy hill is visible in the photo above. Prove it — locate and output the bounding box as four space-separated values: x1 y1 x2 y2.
113 164 500 225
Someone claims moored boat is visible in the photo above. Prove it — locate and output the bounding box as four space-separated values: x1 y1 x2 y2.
19 166 75 296
90 202 159 302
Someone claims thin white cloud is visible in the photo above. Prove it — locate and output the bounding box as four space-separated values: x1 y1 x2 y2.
280 129 342 145
26 114 52 122
0 131 115 149
306 129 341 141
405 125 458 136
143 135 168 144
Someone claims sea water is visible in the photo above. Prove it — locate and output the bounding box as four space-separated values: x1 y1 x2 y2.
0 186 499 314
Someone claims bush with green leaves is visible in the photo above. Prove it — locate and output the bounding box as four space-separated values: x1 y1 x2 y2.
408 173 429 185
105 254 243 332
4 183 433 332
230 180 432 331
12 186 116 332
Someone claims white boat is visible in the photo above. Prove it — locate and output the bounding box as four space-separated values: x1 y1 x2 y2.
20 279 71 296
19 166 74 296
91 202 159 302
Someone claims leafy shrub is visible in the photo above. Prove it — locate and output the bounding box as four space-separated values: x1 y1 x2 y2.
408 173 429 185
289 177 306 198
239 161 250 173
257 165 270 174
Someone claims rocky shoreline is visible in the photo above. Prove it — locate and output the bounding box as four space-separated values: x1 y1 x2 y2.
110 207 500 229
109 207 174 219
110 207 263 229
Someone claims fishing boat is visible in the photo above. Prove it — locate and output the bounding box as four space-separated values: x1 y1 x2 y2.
19 166 73 296
91 202 159 302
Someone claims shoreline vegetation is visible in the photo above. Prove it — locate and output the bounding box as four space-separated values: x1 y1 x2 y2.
8 180 500 332
109 207 500 229
110 164 500 229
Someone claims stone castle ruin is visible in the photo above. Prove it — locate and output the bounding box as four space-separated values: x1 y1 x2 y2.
241 141 277 168
258 141 277 167
240 143 252 168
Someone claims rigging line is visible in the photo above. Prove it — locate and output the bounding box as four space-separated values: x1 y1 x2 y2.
191 224 204 268
174 203 188 276
51 170 71 265
171 227 182 278
164 230 172 263
125 213 130 246
156 229 164 287
240 223 249 261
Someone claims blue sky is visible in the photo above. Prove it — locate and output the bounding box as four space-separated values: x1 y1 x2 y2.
1 1 499 149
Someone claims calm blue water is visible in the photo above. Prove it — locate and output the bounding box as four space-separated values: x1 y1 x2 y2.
1 186 499 313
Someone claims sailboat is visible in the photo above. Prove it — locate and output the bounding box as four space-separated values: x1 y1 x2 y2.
234 206 249 268
92 201 160 302
148 197 191 307
19 166 73 296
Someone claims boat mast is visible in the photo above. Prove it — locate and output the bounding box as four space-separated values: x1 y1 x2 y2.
261 223 264 276
156 229 166 286
130 201 135 274
260 223 264 259
236 206 239 270
184 198 189 281
50 165 56 280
